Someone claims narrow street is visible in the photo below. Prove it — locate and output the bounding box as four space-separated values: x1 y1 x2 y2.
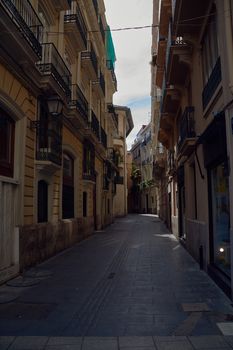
1 215 233 349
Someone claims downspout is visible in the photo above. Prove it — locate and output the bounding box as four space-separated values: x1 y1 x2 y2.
224 0 233 95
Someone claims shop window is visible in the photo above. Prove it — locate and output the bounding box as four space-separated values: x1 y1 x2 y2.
0 110 15 178
210 161 230 277
62 153 74 219
38 180 48 223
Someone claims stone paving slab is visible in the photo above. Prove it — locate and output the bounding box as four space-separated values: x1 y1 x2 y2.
0 215 233 338
2 336 233 350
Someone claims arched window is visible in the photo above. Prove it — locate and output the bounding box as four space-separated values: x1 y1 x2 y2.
0 109 15 178
62 152 74 219
38 180 48 223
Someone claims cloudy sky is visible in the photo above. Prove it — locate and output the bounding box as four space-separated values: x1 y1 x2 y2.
104 0 153 149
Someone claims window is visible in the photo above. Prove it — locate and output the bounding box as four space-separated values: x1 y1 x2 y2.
83 140 95 180
0 110 15 177
62 153 74 219
202 7 218 85
38 180 48 222
83 191 87 217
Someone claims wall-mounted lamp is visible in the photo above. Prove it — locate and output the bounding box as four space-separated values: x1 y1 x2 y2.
47 95 64 116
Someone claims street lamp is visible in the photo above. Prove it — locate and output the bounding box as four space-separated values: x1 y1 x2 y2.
47 95 64 116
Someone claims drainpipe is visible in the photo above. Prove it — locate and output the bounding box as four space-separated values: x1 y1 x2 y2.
223 0 233 299
224 0 233 95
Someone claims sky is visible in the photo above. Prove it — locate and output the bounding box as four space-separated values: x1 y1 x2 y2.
104 0 153 149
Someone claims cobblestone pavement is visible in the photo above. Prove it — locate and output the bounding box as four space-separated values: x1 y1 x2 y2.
1 214 233 349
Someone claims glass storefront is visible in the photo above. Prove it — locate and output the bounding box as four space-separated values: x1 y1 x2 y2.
211 161 230 276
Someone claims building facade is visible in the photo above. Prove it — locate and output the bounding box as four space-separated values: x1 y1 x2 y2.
0 0 129 283
154 0 233 297
130 124 157 214
113 106 134 217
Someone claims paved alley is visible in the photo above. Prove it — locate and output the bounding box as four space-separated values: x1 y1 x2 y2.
1 214 233 349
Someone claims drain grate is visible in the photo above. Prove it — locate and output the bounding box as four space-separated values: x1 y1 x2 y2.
107 272 116 279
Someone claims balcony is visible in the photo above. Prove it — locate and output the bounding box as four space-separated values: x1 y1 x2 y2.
161 76 180 114
0 0 43 65
166 24 192 85
34 116 62 173
64 5 87 52
81 45 98 80
202 57 222 110
178 106 196 157
36 43 71 99
53 0 71 11
91 110 100 140
107 148 119 169
68 85 89 127
92 70 105 98
173 0 210 37
101 127 107 148
106 60 117 91
107 103 118 129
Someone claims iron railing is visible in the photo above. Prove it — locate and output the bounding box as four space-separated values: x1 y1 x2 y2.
70 85 88 123
101 126 107 148
81 44 98 77
91 110 100 140
202 57 221 110
36 43 71 96
64 4 87 49
178 106 195 150
2 0 43 57
35 117 62 166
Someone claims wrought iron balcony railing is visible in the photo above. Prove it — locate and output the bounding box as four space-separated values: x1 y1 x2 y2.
202 57 221 110
101 126 107 148
70 85 88 123
35 117 62 166
91 110 100 140
178 106 195 150
64 4 87 48
36 43 71 96
81 44 98 77
2 0 43 57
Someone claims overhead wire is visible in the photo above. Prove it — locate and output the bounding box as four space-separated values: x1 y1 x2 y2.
0 11 221 36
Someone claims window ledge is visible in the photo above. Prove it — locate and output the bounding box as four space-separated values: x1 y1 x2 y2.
0 176 19 185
